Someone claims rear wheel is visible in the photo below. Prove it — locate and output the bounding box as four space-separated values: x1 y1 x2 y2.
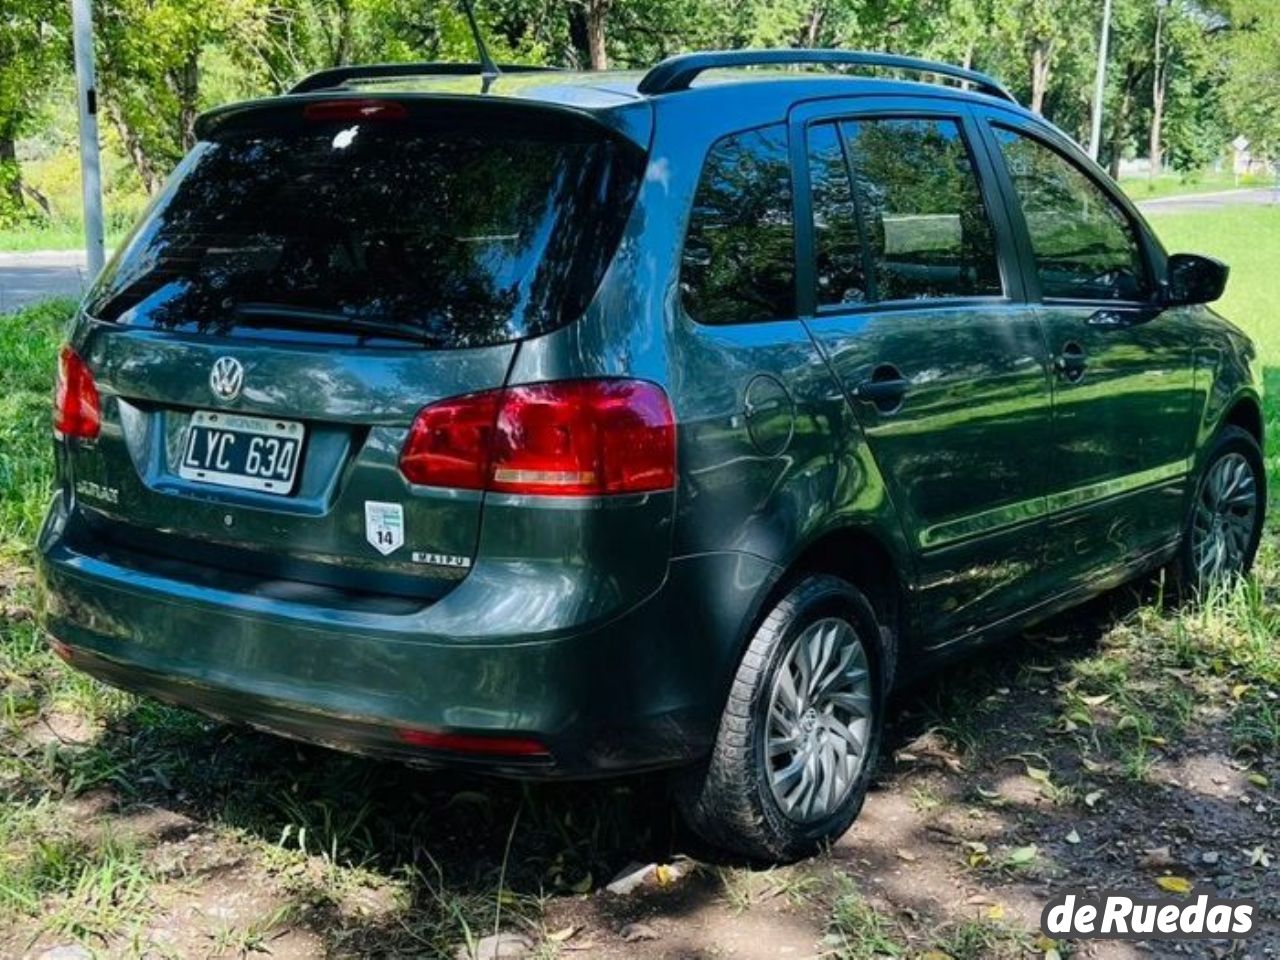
1175 426 1265 593
677 575 886 862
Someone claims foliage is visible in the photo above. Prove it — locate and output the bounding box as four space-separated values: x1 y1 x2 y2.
0 0 68 226
0 0 1277 236
1219 0 1280 156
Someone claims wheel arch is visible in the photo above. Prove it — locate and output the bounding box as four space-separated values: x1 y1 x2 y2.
745 523 910 692
1222 393 1264 448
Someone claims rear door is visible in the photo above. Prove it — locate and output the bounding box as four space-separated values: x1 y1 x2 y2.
792 98 1055 645
974 110 1197 580
68 98 644 601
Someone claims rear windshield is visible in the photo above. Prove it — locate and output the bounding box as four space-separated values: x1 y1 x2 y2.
86 110 644 348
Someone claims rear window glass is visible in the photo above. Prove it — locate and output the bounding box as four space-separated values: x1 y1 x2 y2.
86 114 644 348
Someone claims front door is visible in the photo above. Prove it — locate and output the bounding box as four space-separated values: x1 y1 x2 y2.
978 114 1198 583
793 102 1055 646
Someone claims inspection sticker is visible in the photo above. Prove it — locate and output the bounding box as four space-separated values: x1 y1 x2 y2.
365 501 405 556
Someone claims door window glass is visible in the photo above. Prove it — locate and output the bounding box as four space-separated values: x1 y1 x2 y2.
681 124 794 325
993 126 1150 301
839 117 1002 302
808 122 868 306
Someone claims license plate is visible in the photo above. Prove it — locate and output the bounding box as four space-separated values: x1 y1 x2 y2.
179 410 304 494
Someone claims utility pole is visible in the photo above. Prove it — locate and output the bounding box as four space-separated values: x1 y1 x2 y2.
71 0 105 278
1088 0 1113 162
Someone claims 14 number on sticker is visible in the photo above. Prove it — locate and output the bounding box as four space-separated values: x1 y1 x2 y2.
365 501 404 556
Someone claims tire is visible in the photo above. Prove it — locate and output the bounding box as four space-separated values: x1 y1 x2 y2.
1170 425 1266 596
676 575 887 862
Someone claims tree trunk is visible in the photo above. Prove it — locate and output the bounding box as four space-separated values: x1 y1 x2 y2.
176 53 200 154
107 102 162 195
1030 40 1052 114
0 135 21 211
585 0 609 70
803 3 825 47
1149 5 1166 181
1108 81 1134 180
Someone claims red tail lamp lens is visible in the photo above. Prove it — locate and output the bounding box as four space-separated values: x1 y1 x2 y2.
399 390 503 490
54 346 101 439
398 379 676 496
302 99 409 123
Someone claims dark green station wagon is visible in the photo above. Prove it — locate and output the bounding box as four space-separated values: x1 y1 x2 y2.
38 50 1266 860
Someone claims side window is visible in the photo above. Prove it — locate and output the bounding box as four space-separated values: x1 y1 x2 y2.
808 123 868 306
992 126 1150 301
681 125 794 325
838 117 1003 302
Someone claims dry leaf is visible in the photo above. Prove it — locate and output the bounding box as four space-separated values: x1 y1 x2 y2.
1066 829 1081 845
1155 875 1193 894
896 848 919 863
1244 845 1271 867
1007 845 1038 866
1140 846 1175 870
986 903 1006 920
548 926 579 943
1084 790 1104 808
1080 693 1111 707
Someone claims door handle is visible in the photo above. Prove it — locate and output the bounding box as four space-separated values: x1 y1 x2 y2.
1054 341 1087 383
855 364 909 414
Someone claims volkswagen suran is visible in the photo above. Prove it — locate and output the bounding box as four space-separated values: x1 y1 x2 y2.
38 50 1266 860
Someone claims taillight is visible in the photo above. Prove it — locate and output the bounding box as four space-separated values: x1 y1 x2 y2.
398 379 676 496
399 390 503 490
53 346 101 439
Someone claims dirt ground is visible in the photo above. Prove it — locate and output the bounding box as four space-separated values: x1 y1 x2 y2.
2 567 1277 960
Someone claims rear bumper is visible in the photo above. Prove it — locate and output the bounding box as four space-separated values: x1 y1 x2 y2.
36 495 778 777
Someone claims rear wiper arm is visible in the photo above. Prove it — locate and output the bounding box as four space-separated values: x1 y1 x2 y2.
232 302 436 345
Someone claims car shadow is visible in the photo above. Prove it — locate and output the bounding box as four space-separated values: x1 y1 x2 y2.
13 569 1200 955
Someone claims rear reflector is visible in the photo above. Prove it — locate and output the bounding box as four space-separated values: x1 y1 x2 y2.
53 346 101 439
302 99 408 123
399 379 676 496
396 727 550 757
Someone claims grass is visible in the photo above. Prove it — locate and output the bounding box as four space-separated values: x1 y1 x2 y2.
0 203 1277 954
1118 169 1274 202
1145 204 1280 365
0 298 73 559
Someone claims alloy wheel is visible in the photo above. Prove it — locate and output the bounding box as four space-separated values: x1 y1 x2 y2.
765 618 872 823
1190 451 1259 588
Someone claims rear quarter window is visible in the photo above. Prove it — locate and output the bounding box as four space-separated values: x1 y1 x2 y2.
680 124 795 325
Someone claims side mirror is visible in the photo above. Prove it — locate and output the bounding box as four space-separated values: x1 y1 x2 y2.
1163 253 1229 306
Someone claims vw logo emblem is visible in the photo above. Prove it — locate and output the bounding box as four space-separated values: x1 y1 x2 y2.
209 357 245 402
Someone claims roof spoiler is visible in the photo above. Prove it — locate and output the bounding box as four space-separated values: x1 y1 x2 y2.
289 62 561 95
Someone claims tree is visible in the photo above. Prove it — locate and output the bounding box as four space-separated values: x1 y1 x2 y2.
0 0 67 224
1220 0 1280 157
94 0 262 191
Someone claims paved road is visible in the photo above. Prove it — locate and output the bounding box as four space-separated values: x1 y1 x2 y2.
1 186 1276 313
0 250 91 314
1136 186 1280 215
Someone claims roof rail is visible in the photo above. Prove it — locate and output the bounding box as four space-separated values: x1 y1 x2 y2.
636 49 1016 103
290 62 561 95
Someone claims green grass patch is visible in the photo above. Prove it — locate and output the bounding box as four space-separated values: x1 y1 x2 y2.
1145 205 1280 366
1119 170 1274 202
0 298 72 559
